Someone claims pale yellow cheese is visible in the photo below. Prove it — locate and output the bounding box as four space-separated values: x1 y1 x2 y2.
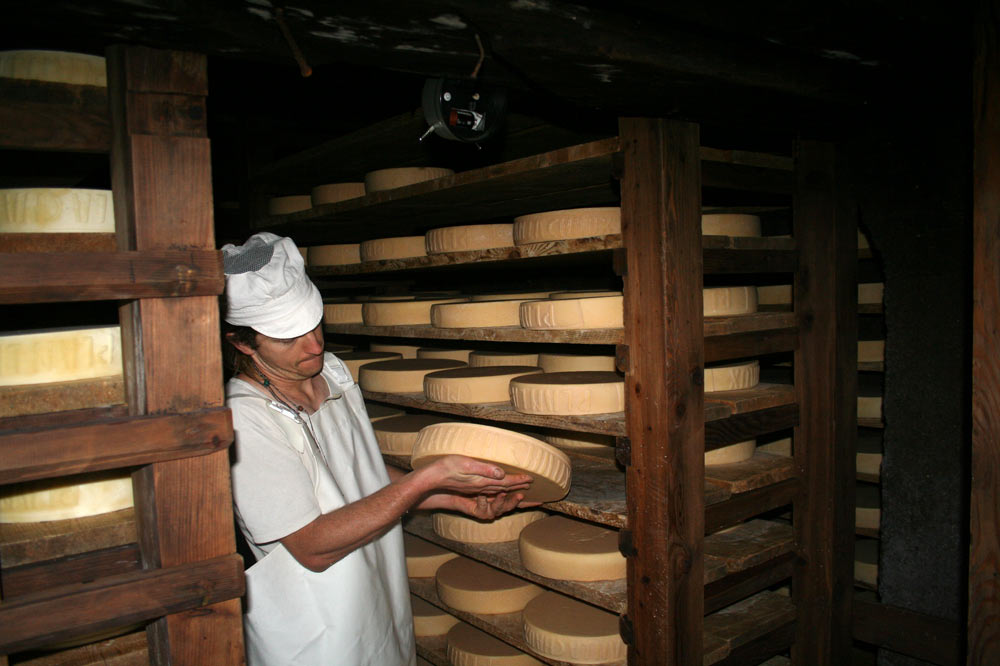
704 286 758 316
404 533 459 578
704 360 760 392
364 167 454 193
548 290 622 300
537 353 616 373
854 538 879 587
513 207 620 245
447 622 545 666
308 243 361 266
510 371 625 416
520 295 623 330
370 343 421 359
470 291 552 301
758 436 792 456
518 515 625 581
756 284 792 306
425 223 514 254
858 340 885 363
855 483 881 531
857 433 883 480
0 188 114 233
411 594 460 637
0 50 106 86
337 351 403 380
468 351 539 367
362 297 468 326
325 343 354 354
323 302 364 324
0 326 122 386
298 247 309 265
424 366 543 404
416 347 476 363
374 414 455 455
310 182 365 205
433 510 546 543
359 358 467 394
543 430 615 452
365 402 405 422
858 282 884 305
359 236 428 261
701 213 761 237
435 556 543 614
858 396 883 421
267 195 311 216
522 591 626 664
704 439 756 465
431 299 528 328
411 422 571 502
0 472 132 523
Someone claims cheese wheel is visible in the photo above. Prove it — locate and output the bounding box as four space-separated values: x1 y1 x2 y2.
309 243 361 266
470 291 552 301
357 294 418 302
370 343 421 359
324 302 364 324
417 347 476 363
411 594 460 637
363 298 468 326
374 414 454 455
536 353 616 373
447 622 544 666
510 371 625 416
704 360 760 392
858 282 884 305
858 396 883 421
757 284 792 306
433 510 546 544
365 402 405 422
359 359 467 394
468 351 539 368
435 557 543 614
854 538 879 587
701 213 762 237
325 343 354 354
404 533 459 578
0 326 122 386
411 422 571 502
704 286 757 316
858 340 885 363
425 366 543 404
337 351 403 380
704 439 756 465
522 591 626 664
298 247 309 265
520 295 623 330
0 472 132 523
360 236 428 261
0 50 106 86
431 299 527 328
425 223 514 254
858 230 871 249
519 515 625 581
548 290 622 300
267 195 311 216
542 430 615 452
758 436 792 456
857 433 883 479
310 182 365 205
513 207 620 244
0 188 114 233
364 167 454 192
856 483 881 531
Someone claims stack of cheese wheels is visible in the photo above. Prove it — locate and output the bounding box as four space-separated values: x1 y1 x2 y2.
360 236 428 261
324 300 364 324
703 286 758 316
855 483 881 531
858 282 884 305
425 223 514 254
518 515 625 581
309 243 361 266
370 342 421 359
858 340 885 363
404 533 458 578
267 195 311 216
513 207 620 244
757 284 792 306
510 371 625 416
337 351 402 380
856 432 883 480
365 402 405 422
469 351 539 367
543 430 615 453
470 291 552 301
447 623 544 666
431 298 530 328
436 556 543 614
0 50 107 86
522 591 626 664
0 188 115 233
411 595 460 638
310 182 365 206
701 213 761 237
854 538 879 588
424 366 542 404
359 358 466 394
432 510 546 543
363 297 468 326
0 471 133 523
520 294 623 330
417 347 476 363
373 413 454 455
411 423 571 502
704 360 760 392
537 352 616 373
364 166 454 193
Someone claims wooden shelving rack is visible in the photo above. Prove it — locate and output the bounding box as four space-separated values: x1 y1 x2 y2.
0 46 245 664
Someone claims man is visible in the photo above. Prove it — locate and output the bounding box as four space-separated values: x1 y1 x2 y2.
221 232 535 665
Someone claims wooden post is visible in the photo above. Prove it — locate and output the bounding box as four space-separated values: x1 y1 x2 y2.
108 46 245 664
791 140 856 664
619 117 705 665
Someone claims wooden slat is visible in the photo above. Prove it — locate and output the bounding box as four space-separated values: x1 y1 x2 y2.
414 634 449 666
711 620 795 666
853 599 962 666
701 160 795 195
0 377 125 419
0 553 244 655
0 407 233 484
704 328 798 363
0 250 224 304
705 404 799 450
704 552 795 614
0 233 117 253
702 592 796 665
14 630 148 666
0 404 128 433
0 508 136 569
1 543 141 598
0 78 110 153
705 480 799 534
704 452 797 495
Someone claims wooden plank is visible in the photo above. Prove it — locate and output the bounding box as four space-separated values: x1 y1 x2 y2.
14 630 148 666
414 634 449 666
710 620 795 666
0 250 225 304
703 248 796 274
0 233 117 253
0 377 125 419
0 553 243 654
0 508 136 568
702 592 796 664
1 544 141 598
0 78 111 153
0 408 233 484
704 552 795 614
705 383 794 417
0 405 128 433
704 452 797 495
705 480 799 534
701 161 794 195
704 404 799 450
703 521 795 578
704 328 798 363
853 599 962 666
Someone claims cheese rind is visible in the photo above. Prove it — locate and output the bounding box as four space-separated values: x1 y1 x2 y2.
370 343 421 359
337 351 403 380
542 430 615 451
513 207 620 244
510 371 625 416
431 299 527 328
701 213 761 237
359 358 467 394
518 515 625 581
756 284 792 306
323 302 364 324
470 291 552 301
522 591 626 664
520 295 623 330
411 594 460 637
858 282 884 305
0 50 106 86
363 297 468 326
858 396 883 421
703 360 760 392
310 182 365 205
858 340 885 363
308 243 361 266
758 436 792 457
360 235 428 261
0 188 114 233
424 366 543 404
425 223 514 254
433 510 546 543
704 439 756 465
374 414 454 455
417 347 476 363
704 286 758 316
548 290 622 300
447 622 544 666
364 167 454 192
537 353 616 373
468 351 539 368
404 534 459 578
0 472 132 523
435 556 543 614
267 195 311 215
0 326 122 386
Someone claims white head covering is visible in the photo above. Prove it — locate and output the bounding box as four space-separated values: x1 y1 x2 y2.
221 232 322 338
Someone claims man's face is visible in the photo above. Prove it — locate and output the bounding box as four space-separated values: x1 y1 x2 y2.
247 323 325 381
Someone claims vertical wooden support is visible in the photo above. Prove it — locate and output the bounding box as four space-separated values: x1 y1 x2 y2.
619 117 704 665
791 140 856 665
108 46 245 664
970 0 1000 662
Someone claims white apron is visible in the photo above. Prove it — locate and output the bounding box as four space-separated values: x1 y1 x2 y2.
229 356 415 666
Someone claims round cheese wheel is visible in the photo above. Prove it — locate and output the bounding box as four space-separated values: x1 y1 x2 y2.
374 414 454 455
359 236 428 261
856 483 881 531
426 223 514 254
468 351 539 368
757 284 792 306
701 214 761 237
364 167 454 193
542 430 615 451
0 50 106 86
404 533 459 578
0 326 122 386
417 347 476 363
431 299 528 328
308 243 361 266
324 302 364 324
433 510 546 544
703 360 760 392
858 282 884 305
411 594 460 637
537 353 616 373
519 515 625 581
854 538 879 587
0 472 132 523
370 343 422 359
298 247 309 265
447 622 545 666
858 340 885 363
435 556 543 614
411 422 571 502
365 402 405 422
363 298 468 326
520 295 623 330
424 366 543 404
704 439 756 465
858 396 883 421
513 207 620 245
548 290 622 300
267 195 311 216
325 343 354 354
359 359 467 394
522 591 626 664
310 182 365 205
337 351 402 380
0 188 114 233
758 436 792 456
510 371 625 416
703 286 758 316
470 291 553 301
857 433 883 479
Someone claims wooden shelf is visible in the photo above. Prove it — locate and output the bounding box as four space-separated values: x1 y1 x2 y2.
857 361 884 372
0 377 125 420
0 233 117 253
414 634 449 666
0 77 110 153
0 508 136 568
15 629 148 666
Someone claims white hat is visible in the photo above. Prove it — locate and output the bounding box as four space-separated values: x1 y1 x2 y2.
221 232 322 338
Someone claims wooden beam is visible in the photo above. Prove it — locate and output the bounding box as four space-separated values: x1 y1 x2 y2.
854 599 962 666
1 544 141 598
